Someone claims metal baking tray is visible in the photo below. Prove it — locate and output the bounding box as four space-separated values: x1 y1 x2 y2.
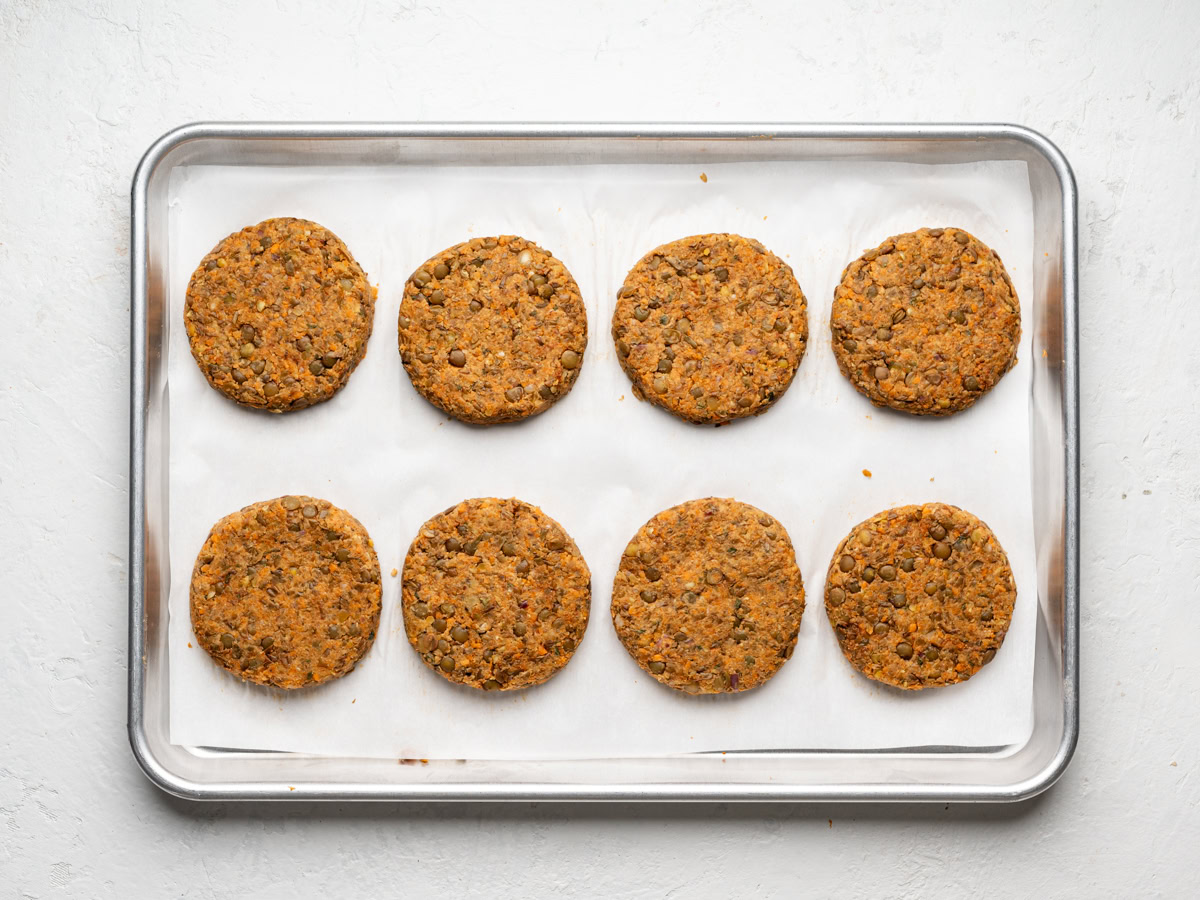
129 123 1078 801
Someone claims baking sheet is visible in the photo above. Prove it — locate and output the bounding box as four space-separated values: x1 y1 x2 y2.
166 158 1037 759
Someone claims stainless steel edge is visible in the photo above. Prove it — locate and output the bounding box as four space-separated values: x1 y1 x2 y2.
128 127 175 798
129 122 1079 802
125 118 1074 143
996 123 1080 802
128 134 151 788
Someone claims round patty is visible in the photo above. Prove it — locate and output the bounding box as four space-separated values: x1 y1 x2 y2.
824 502 1016 689
190 496 382 689
830 226 1020 415
612 234 808 425
401 498 591 690
184 217 376 412
398 236 588 424
611 498 805 694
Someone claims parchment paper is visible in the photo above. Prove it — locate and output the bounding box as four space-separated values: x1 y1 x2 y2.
167 157 1037 758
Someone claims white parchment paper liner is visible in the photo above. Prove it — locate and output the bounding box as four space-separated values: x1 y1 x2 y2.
167 158 1036 759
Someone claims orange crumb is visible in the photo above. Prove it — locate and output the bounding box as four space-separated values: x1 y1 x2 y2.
699 172 708 182
862 469 872 478
390 568 398 577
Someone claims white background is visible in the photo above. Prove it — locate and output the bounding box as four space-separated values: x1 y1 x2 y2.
1 0 1196 896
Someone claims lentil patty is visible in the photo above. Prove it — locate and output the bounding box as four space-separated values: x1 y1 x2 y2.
401 498 591 690
611 498 805 694
398 236 587 424
184 217 376 412
190 496 382 689
612 234 808 425
824 502 1016 689
830 227 1020 415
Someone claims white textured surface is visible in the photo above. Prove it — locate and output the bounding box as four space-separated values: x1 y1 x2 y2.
166 159 1037 759
1 0 1197 895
